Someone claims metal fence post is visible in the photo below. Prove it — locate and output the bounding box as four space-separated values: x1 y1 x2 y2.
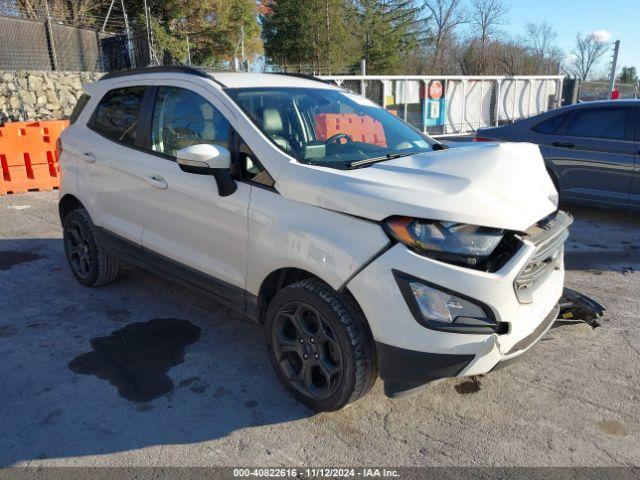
511 79 517 122
494 79 501 126
422 79 427 134
403 79 408 121
461 79 467 133
121 0 135 68
479 80 484 130
43 0 58 70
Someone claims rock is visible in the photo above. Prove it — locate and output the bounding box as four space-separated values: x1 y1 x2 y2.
9 95 21 110
1 70 97 121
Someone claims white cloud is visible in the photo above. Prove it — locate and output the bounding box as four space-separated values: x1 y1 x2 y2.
591 29 612 42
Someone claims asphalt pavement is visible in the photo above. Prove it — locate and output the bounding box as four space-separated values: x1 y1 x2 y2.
0 191 639 467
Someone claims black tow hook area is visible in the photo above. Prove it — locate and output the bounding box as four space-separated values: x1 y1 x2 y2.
557 287 605 329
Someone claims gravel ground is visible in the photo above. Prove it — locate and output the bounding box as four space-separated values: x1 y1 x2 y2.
0 191 638 467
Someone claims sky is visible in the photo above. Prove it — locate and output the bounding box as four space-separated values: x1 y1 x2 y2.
498 0 639 77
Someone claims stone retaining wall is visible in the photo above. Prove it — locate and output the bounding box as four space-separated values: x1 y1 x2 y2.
0 71 104 122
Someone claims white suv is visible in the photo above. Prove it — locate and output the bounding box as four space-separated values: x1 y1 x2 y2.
58 66 569 411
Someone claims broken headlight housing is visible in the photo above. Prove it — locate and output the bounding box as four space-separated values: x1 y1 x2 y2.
384 217 504 267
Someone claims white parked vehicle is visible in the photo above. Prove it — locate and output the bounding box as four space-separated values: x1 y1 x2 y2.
58 67 570 411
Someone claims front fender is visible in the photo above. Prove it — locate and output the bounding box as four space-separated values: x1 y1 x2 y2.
245 187 389 295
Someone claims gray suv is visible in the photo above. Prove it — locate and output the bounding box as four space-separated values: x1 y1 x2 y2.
475 100 640 210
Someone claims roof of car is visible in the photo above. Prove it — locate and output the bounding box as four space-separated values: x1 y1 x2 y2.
572 99 640 107
98 66 336 90
208 72 335 89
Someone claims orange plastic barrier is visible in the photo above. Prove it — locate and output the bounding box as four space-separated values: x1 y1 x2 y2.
0 120 68 195
315 114 387 147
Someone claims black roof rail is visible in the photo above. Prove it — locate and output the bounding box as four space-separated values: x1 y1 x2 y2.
99 65 210 81
275 72 333 85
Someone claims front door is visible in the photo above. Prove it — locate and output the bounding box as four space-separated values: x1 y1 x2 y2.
136 82 250 304
541 105 635 206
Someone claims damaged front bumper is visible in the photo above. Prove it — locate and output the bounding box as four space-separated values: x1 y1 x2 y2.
377 289 605 398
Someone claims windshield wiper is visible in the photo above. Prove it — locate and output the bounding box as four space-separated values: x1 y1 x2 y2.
349 152 413 169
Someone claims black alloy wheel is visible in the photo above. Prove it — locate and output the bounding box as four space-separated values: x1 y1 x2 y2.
272 301 343 400
265 278 377 411
64 218 93 280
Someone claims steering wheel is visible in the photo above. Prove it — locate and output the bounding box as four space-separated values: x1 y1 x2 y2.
325 133 352 145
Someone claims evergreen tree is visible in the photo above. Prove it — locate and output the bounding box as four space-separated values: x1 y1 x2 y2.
262 0 358 73
128 0 261 65
356 0 425 74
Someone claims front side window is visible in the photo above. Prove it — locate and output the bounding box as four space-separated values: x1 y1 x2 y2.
92 86 145 145
225 87 437 169
151 86 230 157
564 108 628 140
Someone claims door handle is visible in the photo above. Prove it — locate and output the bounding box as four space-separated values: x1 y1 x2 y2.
82 151 96 162
552 141 575 148
145 175 168 190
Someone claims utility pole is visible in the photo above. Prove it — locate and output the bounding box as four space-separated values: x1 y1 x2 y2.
240 25 245 70
186 35 191 65
608 40 620 99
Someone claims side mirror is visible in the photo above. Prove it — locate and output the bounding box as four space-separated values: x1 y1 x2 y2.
176 144 236 197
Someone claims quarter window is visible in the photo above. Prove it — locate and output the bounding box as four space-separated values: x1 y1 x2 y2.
237 136 274 187
151 87 230 157
564 108 628 140
532 113 567 134
70 93 91 124
92 87 145 145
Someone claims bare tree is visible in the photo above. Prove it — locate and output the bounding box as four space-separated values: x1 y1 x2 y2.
525 22 557 58
565 32 609 80
13 0 111 26
523 22 562 74
470 0 508 45
462 0 507 74
423 0 467 74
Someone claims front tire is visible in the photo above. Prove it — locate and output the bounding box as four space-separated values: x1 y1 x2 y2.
63 209 120 287
265 278 377 411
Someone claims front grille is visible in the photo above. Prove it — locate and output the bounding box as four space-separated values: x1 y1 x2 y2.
514 211 572 304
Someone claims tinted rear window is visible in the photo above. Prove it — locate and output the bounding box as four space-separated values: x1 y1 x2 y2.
69 93 90 124
91 86 146 145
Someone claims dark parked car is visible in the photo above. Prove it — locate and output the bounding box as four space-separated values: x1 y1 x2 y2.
475 100 640 210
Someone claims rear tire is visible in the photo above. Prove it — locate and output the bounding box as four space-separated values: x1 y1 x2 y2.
63 209 120 287
265 278 377 411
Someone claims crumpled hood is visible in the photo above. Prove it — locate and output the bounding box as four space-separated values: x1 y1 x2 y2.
276 142 558 231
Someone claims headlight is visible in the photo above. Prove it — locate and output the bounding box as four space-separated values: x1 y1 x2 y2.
394 272 506 334
384 216 504 267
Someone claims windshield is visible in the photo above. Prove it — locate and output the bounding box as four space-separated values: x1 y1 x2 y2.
225 87 437 169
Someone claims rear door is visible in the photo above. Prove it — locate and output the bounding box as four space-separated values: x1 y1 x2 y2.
541 105 634 205
79 83 150 243
630 105 640 206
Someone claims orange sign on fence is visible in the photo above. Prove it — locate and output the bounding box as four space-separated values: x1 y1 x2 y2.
0 120 68 195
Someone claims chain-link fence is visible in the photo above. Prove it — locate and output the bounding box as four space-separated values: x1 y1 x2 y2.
579 81 639 101
0 0 142 71
322 75 563 135
0 0 363 74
